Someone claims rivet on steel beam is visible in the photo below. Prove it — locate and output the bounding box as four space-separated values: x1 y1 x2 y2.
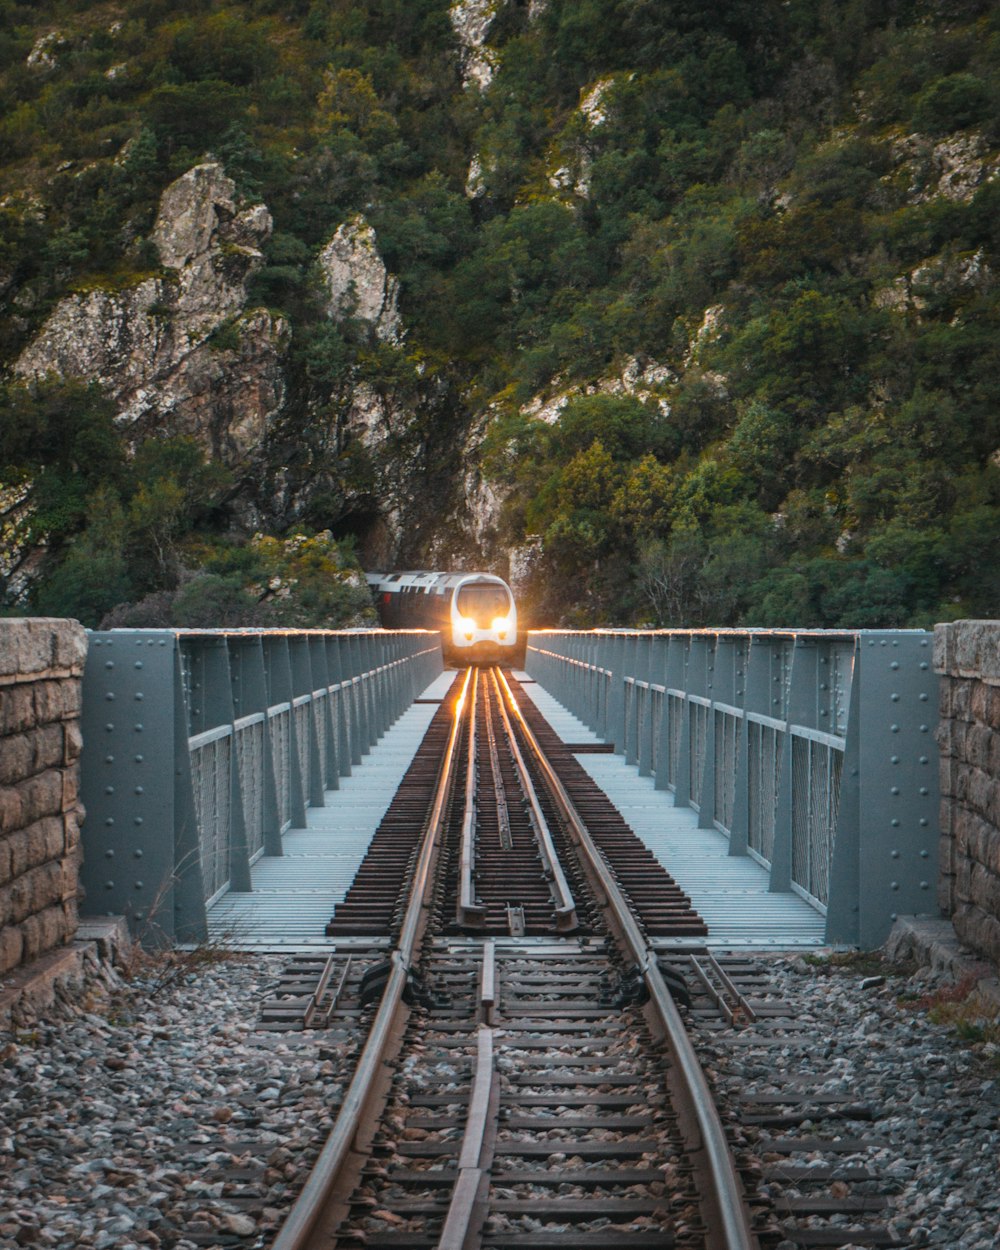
920 786 929 795
105 785 115 795
134 724 143 731
105 881 114 889
891 724 900 732
920 818 929 826
891 786 900 795
891 693 899 702
920 661 929 670
134 786 144 795
135 661 143 669
891 881 899 890
920 882 929 890
106 723 114 732
104 819 114 827
891 818 900 827
135 692 144 701
105 849 114 858
134 754 143 763
919 693 929 702
105 660 114 670
891 850 900 858
891 755 900 763
921 850 929 858
105 754 114 763
134 881 143 890
106 692 115 701
891 662 899 670
920 725 929 732
134 849 143 858
920 755 928 763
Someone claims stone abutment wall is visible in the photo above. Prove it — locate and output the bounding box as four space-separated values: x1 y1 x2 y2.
935 620 1000 964
0 619 87 975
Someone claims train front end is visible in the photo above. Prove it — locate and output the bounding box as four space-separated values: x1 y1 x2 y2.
448 574 518 664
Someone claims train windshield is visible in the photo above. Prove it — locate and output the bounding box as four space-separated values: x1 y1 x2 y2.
455 582 511 625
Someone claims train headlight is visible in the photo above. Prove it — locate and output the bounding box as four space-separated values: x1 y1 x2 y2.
493 616 511 639
458 615 476 640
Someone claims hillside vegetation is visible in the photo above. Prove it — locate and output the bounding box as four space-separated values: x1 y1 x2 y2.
1 0 999 628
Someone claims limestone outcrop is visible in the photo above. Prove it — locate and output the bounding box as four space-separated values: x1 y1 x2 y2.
317 216 401 342
15 163 287 464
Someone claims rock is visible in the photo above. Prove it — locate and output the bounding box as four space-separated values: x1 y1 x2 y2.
14 163 284 467
318 216 400 342
220 1213 256 1236
449 0 499 90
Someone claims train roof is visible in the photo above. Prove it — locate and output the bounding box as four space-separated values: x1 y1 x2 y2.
366 570 510 594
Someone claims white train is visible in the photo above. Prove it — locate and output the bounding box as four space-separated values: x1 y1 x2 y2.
366 570 518 664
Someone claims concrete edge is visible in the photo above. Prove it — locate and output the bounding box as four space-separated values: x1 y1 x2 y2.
0 917 131 1033
884 914 1000 1011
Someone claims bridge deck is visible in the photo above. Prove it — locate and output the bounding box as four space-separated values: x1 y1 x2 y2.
206 671 457 946
207 670 826 950
516 676 828 949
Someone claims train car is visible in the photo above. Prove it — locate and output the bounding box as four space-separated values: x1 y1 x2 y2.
366 570 518 665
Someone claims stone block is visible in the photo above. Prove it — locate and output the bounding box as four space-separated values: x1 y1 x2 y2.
63 809 81 855
933 623 954 675
33 679 81 724
17 770 62 827
947 620 1000 682
953 903 1000 967
0 925 23 976
970 680 1000 728
63 721 83 765
7 861 64 926
0 732 33 787
51 621 87 674
949 680 972 723
31 723 65 774
21 905 72 962
61 768 79 812
965 723 994 770
969 862 1000 916
0 684 35 736
0 785 22 837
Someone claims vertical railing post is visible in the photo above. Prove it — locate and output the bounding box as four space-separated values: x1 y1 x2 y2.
230 634 282 857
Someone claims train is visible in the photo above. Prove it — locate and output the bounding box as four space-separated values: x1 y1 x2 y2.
365 570 519 665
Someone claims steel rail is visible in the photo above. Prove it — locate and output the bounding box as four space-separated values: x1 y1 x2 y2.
437 1024 495 1250
271 667 473 1250
457 670 485 927
494 667 756 1250
490 668 578 932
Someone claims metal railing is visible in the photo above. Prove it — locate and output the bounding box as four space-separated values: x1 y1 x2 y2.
526 628 940 948
80 629 443 942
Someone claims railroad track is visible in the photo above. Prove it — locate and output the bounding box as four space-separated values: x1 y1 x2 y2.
265 668 901 1250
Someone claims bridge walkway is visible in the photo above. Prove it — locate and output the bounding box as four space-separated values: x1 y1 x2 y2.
206 671 457 947
517 676 827 949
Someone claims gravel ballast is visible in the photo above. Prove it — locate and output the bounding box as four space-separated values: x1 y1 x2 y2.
0 953 353 1250
0 948 998 1249
692 954 1000 1250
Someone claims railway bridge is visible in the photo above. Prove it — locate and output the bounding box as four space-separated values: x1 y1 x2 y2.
4 618 982 965
3 615 1000 1250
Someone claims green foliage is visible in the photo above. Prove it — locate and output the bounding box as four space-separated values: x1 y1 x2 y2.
3 0 1000 629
